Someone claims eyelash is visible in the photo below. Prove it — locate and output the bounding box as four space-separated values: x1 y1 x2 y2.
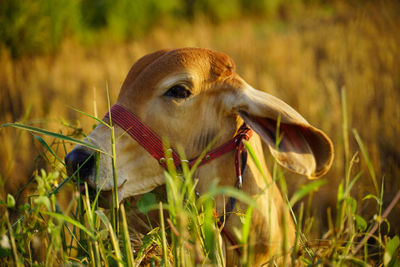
163 85 192 99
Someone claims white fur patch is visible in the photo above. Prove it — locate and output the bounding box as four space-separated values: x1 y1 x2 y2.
157 73 196 90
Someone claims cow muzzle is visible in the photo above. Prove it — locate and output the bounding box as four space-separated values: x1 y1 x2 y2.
64 148 97 193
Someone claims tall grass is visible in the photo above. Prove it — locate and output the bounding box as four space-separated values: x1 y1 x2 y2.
0 103 399 265
0 0 296 58
0 114 253 265
1 0 400 265
2 2 399 220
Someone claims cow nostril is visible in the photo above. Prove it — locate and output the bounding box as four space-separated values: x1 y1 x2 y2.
65 149 95 179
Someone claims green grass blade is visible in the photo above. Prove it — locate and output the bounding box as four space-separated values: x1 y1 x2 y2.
353 129 379 195
341 87 350 175
96 210 124 267
199 185 256 207
95 210 112 227
241 205 253 245
343 171 362 197
203 198 216 262
243 140 268 183
120 203 135 267
1 123 104 153
289 179 327 207
5 210 23 267
34 135 66 166
42 211 96 239
159 202 169 267
68 106 111 128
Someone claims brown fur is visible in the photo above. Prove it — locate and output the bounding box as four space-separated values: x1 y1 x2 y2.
66 48 334 266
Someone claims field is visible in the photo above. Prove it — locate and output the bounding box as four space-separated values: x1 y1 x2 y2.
1 0 400 266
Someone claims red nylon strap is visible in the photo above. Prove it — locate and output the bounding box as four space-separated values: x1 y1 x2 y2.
104 104 180 168
188 123 252 168
104 104 253 255
104 104 253 170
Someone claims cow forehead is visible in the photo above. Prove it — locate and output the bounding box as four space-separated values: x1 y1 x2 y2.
168 48 236 77
117 48 236 106
145 48 235 81
136 48 234 83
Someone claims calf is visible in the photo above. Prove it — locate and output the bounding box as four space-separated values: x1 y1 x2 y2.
65 48 334 266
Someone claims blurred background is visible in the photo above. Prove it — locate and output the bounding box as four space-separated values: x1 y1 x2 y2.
1 0 399 235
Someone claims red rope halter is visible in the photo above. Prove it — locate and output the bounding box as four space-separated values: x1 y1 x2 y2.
104 104 253 255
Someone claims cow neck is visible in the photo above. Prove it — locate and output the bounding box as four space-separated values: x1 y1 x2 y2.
104 103 253 256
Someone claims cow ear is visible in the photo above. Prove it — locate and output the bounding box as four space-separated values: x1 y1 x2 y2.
235 86 334 179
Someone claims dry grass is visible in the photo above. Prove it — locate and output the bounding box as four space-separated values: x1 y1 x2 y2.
1 0 399 243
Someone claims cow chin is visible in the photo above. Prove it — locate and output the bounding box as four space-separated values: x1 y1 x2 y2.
85 178 166 210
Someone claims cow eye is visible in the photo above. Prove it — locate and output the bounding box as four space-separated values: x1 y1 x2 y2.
164 85 192 99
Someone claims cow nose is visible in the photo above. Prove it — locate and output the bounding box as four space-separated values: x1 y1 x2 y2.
65 148 95 179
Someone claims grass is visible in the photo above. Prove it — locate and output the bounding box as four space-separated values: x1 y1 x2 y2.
0 100 399 266
2 1 400 212
1 0 400 266
0 85 400 266
0 116 253 266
